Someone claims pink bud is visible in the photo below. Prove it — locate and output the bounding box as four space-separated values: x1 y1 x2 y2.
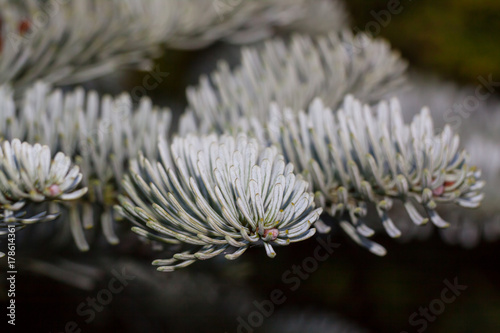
432 185 444 196
48 184 61 197
263 228 279 241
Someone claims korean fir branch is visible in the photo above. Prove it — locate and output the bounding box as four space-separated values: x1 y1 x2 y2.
0 0 347 92
0 82 172 251
116 134 322 272
181 30 407 134
0 0 173 91
265 96 484 255
168 0 348 49
0 139 87 257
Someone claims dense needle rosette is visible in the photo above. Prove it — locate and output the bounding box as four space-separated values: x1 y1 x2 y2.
0 81 172 251
0 139 87 257
266 96 484 255
0 139 87 209
117 134 322 271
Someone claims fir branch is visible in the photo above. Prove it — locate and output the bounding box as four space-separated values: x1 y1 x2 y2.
0 139 87 257
169 0 348 49
182 31 407 133
264 96 484 255
394 74 500 247
0 0 348 91
116 134 322 271
0 81 172 251
0 0 171 90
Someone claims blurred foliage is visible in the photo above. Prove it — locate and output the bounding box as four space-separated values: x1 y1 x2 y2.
347 0 500 85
